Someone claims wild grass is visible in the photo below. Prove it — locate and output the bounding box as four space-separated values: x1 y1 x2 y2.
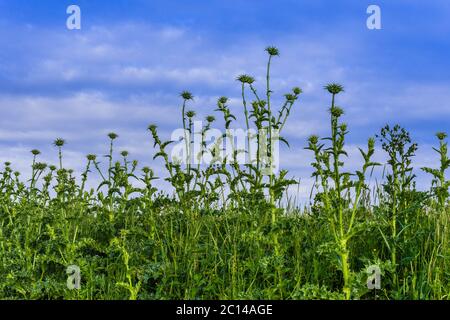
0 47 449 300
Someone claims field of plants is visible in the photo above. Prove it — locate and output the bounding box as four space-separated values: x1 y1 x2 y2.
0 47 449 300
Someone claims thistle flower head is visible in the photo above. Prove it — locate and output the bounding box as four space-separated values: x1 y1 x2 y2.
265 46 280 56
4 162 11 167
237 74 255 84
121 150 129 157
308 135 319 145
206 115 216 123
218 96 228 105
86 154 97 161
330 106 344 118
33 162 47 171
325 83 344 95
31 149 41 156
53 138 65 147
180 91 194 101
186 110 196 118
49 165 56 171
292 87 303 95
284 93 296 102
142 166 151 174
436 132 447 140
147 124 157 132
108 132 118 140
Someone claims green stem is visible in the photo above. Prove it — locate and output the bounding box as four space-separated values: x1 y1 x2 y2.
241 83 252 168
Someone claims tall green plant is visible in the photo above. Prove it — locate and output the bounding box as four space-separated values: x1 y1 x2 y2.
306 84 379 299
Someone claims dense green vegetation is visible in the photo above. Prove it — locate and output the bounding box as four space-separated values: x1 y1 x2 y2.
0 47 448 300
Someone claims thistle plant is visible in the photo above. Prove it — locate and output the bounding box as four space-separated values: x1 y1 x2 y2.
80 154 96 197
237 74 255 166
422 132 449 209
107 132 119 184
265 47 278 193
180 91 194 181
376 124 418 287
53 138 66 170
306 84 379 299
29 149 41 193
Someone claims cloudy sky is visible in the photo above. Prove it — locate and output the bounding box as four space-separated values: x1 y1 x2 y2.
0 0 449 202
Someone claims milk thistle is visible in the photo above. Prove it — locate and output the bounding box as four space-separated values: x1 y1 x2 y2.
180 91 194 182
53 138 66 169
422 131 449 208
237 74 255 165
107 132 119 183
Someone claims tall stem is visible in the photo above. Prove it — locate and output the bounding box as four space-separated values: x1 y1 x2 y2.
241 83 252 167
266 55 273 190
58 147 63 170
182 100 190 189
108 139 113 183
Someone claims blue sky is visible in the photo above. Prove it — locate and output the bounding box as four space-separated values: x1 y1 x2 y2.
0 0 449 200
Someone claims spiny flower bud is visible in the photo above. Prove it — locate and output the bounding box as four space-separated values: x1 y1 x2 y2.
87 154 97 161
284 93 296 102
325 83 344 95
206 115 215 123
237 74 255 84
218 96 228 105
142 166 151 174
33 162 47 171
293 87 302 95
180 91 194 101
121 151 129 157
436 132 447 140
53 138 66 147
330 106 344 118
265 46 280 56
308 135 319 145
31 149 41 156
186 110 196 118
108 132 118 140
